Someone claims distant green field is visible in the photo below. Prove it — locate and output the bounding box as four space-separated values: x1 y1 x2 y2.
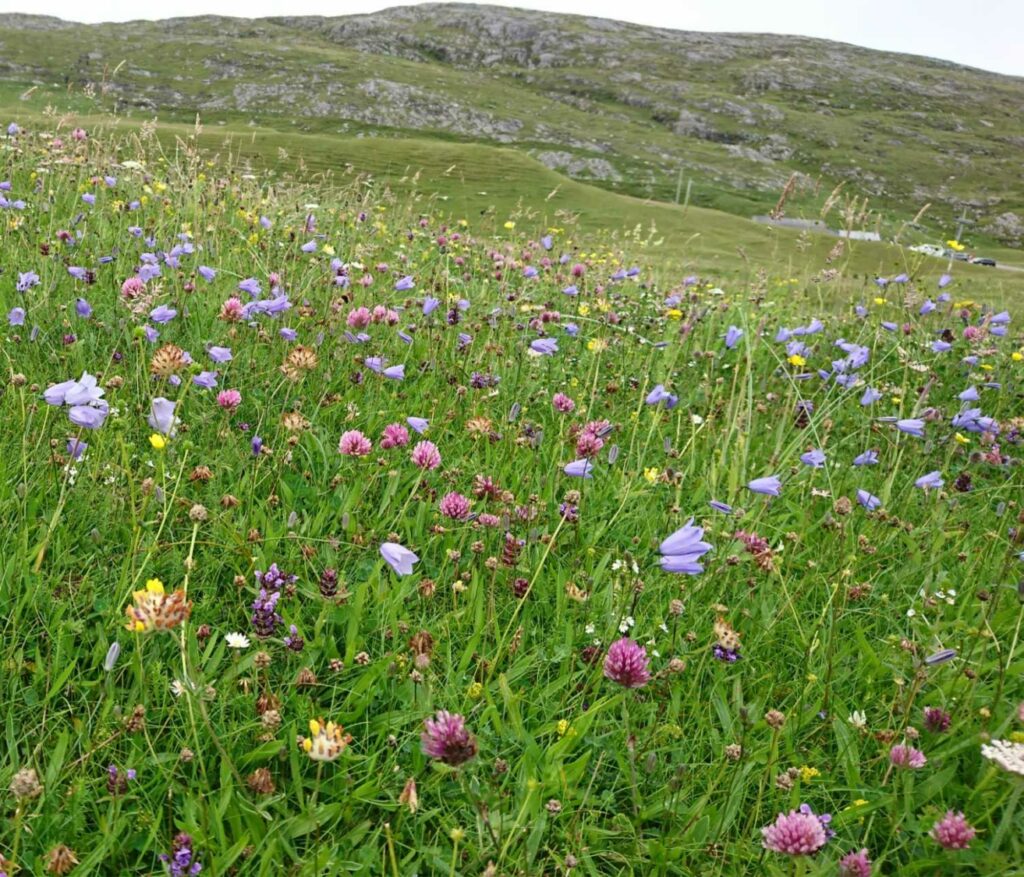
4 91 1023 308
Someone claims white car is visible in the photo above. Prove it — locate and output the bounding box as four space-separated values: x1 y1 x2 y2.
909 244 945 257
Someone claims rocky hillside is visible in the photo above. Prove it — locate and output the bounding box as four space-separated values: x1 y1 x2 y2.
2 3 1022 244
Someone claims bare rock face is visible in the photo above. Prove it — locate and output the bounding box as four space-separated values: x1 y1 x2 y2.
534 150 622 181
1 2 1022 236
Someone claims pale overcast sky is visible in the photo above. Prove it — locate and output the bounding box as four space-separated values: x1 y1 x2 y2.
1 0 1021 77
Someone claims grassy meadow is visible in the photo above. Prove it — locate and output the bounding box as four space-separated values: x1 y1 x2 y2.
0 116 1023 877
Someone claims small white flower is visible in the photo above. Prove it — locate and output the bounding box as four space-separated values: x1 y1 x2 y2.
690 414 704 425
225 632 250 649
848 710 867 730
584 623 595 635
170 679 185 697
906 608 916 618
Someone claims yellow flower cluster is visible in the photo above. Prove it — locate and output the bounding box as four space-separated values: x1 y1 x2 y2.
124 579 192 633
299 719 353 762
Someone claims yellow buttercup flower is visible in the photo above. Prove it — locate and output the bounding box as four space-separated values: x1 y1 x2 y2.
503 221 515 230
149 434 167 450
666 308 683 320
643 467 660 485
587 338 608 353
955 433 970 445
788 354 806 367
577 304 590 316
1012 352 1023 362
873 297 886 305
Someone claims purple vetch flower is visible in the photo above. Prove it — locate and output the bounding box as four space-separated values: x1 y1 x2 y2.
197 265 216 282
75 298 92 318
422 296 440 315
193 371 218 388
915 471 944 491
300 239 317 253
381 542 418 576
148 397 178 436
931 341 952 353
82 192 95 206
896 419 925 437
920 299 936 315
853 449 879 466
407 417 429 434
724 325 743 349
8 306 25 326
800 449 826 468
394 275 415 291
251 436 263 456
563 459 593 478
67 438 88 459
603 638 651 688
748 476 782 496
279 327 297 341
959 385 979 402
709 500 733 514
382 365 405 380
859 387 882 406
562 285 578 296
421 710 477 765
856 489 881 511
208 346 232 363
523 265 538 278
938 273 952 288
541 235 553 250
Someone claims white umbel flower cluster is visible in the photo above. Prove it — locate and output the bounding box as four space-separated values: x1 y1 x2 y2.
981 739 1024 777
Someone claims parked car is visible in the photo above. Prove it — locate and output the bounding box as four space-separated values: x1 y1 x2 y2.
970 256 996 266
910 244 945 257
949 251 970 261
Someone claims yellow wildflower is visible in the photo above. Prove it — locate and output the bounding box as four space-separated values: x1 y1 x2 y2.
298 718 352 762
788 354 806 367
556 719 570 737
149 434 167 450
799 765 821 783
666 308 683 320
643 467 660 485
503 220 515 230
873 297 886 305
124 578 191 633
947 239 965 252
955 433 970 445
587 338 608 353
1012 352 1023 362
577 304 590 316
467 681 483 700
